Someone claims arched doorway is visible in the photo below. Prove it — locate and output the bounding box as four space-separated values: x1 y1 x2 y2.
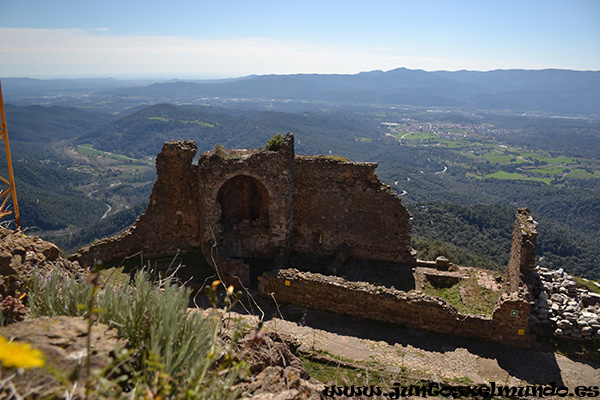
216 175 271 259
217 175 270 232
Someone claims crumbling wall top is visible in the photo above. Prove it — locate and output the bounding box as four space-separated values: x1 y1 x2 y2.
160 140 197 161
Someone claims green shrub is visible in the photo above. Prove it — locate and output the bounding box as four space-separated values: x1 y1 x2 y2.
212 143 225 158
29 269 248 399
265 133 284 151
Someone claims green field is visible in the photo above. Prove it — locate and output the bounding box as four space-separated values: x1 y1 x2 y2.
483 153 524 165
391 130 410 139
77 144 147 163
436 139 465 148
565 169 596 179
178 119 216 128
147 117 215 127
403 131 438 141
534 155 577 164
484 171 552 184
527 166 565 175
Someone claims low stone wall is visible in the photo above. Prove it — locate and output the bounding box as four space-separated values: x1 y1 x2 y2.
259 268 532 347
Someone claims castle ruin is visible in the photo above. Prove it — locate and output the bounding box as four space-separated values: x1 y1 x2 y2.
75 133 415 276
75 136 544 348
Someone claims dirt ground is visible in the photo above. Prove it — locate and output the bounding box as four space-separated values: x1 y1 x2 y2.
225 302 600 390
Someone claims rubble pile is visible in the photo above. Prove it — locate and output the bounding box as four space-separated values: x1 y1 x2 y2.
0 226 82 300
533 266 600 341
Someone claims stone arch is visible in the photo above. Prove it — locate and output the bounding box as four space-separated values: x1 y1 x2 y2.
216 175 270 234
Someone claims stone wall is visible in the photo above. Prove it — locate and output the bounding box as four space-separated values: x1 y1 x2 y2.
258 268 532 347
257 208 541 348
74 134 416 270
533 266 600 341
292 157 414 264
505 208 538 298
197 134 296 262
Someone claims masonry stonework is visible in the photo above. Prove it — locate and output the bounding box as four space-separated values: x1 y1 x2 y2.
74 134 415 270
505 207 538 298
74 137 538 347
257 268 532 347
293 158 414 263
258 208 538 348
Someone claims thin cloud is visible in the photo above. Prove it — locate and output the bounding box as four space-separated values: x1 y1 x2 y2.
0 28 553 78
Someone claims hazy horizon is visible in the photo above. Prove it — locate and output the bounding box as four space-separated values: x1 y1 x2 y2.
4 66 600 82
2 0 599 79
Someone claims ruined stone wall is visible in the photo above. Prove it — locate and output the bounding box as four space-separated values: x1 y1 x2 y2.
259 268 532 347
198 134 295 262
73 140 200 267
292 158 415 264
505 208 538 298
257 208 539 347
74 134 415 270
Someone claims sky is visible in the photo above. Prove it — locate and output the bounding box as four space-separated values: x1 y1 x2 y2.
1 0 599 79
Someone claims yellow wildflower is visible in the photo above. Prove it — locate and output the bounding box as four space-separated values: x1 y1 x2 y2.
0 335 45 369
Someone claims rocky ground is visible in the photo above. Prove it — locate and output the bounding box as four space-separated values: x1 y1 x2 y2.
0 316 124 399
0 228 326 399
2 228 599 399
228 305 600 391
533 266 600 341
0 226 84 324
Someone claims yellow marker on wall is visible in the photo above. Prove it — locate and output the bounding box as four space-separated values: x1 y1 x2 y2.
285 280 291 286
518 329 525 335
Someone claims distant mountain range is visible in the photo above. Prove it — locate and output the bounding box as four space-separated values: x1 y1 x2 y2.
3 68 600 117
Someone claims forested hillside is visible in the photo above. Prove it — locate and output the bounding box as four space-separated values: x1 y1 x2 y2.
1 106 118 230
4 104 116 141
80 103 379 158
408 202 600 279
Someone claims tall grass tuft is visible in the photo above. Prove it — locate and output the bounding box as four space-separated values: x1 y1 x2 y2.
29 269 248 399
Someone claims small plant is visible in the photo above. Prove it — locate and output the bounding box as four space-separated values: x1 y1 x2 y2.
29 268 248 398
265 133 284 151
212 142 225 158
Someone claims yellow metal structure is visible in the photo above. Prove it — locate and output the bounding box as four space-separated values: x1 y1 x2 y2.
0 79 20 228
